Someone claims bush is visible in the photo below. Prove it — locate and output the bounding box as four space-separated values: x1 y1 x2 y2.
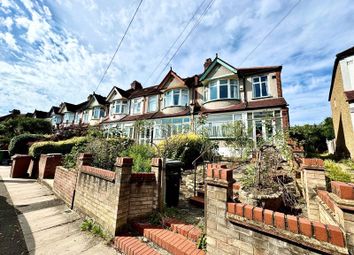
324 160 352 183
8 134 47 156
62 139 89 169
122 144 155 172
85 137 133 170
158 133 217 168
29 137 87 158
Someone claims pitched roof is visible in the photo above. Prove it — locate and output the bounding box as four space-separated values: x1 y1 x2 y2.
33 110 49 118
344 90 354 102
129 85 159 99
157 69 186 90
237 66 282 76
60 101 88 112
328 46 354 100
93 93 107 105
200 56 281 81
49 106 60 115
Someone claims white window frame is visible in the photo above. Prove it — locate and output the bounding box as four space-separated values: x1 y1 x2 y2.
131 98 143 115
63 112 75 123
164 89 189 108
205 79 239 102
147 95 158 112
252 75 269 98
83 110 89 123
112 100 128 115
92 107 104 119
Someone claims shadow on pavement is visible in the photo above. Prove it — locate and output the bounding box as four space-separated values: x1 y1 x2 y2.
0 175 34 255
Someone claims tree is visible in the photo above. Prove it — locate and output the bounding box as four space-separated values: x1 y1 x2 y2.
223 120 253 159
289 117 334 155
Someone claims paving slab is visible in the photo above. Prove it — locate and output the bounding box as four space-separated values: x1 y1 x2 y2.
0 166 120 255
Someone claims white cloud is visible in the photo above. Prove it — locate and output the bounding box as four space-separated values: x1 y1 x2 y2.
0 0 354 126
0 32 19 51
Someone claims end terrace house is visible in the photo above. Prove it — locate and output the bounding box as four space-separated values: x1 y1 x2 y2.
102 56 289 156
329 46 354 159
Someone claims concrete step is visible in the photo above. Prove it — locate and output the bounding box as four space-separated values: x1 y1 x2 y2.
114 236 159 255
133 223 205 255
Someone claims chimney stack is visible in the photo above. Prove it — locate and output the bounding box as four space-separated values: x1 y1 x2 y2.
131 80 142 90
204 58 212 70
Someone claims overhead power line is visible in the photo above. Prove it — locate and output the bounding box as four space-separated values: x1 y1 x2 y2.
94 0 144 93
239 0 302 66
144 0 209 84
153 0 216 84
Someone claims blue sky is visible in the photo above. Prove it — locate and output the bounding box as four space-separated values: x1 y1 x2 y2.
0 0 354 125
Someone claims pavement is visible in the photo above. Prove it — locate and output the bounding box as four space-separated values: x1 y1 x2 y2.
0 166 120 255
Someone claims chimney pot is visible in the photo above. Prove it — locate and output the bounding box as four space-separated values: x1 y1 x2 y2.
204 58 212 70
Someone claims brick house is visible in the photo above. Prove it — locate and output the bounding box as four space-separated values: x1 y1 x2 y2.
101 56 289 156
57 93 107 128
329 46 354 159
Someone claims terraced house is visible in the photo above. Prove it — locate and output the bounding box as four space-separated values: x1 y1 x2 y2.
101 56 289 156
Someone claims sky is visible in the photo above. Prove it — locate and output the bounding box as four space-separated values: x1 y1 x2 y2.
0 0 354 125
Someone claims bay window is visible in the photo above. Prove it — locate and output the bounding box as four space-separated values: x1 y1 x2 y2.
92 107 104 119
252 76 269 98
63 112 75 123
164 89 189 107
112 100 128 114
148 95 158 112
205 79 239 101
131 98 142 115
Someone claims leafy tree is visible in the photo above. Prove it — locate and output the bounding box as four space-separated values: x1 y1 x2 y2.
223 120 253 159
289 117 335 154
0 117 52 149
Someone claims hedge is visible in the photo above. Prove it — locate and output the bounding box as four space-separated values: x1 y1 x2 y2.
8 134 46 156
29 137 88 158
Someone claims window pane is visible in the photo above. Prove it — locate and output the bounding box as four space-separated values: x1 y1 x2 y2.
148 96 157 112
261 82 268 96
219 79 228 85
181 90 189 105
173 90 180 105
254 83 260 97
253 77 259 83
261 76 267 82
210 85 217 100
219 83 228 98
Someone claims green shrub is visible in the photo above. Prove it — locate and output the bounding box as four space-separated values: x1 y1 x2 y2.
29 137 87 158
122 144 155 172
8 134 47 155
85 137 133 170
324 160 352 183
158 133 217 168
62 139 89 169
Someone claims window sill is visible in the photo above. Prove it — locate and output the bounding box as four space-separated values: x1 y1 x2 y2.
252 96 272 100
202 98 241 105
163 105 188 109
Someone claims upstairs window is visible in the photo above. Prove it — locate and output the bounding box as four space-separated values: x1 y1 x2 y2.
148 95 158 112
83 110 89 123
63 112 75 123
112 100 128 114
164 89 189 107
131 98 142 115
252 76 269 98
205 79 239 101
92 107 104 119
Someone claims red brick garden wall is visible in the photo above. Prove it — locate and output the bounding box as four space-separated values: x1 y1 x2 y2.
53 166 78 208
205 163 348 255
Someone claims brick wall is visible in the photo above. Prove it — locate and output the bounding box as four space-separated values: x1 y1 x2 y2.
128 173 157 220
205 163 348 255
69 155 158 237
38 153 62 180
74 165 120 236
53 166 78 208
317 181 354 254
301 158 326 220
